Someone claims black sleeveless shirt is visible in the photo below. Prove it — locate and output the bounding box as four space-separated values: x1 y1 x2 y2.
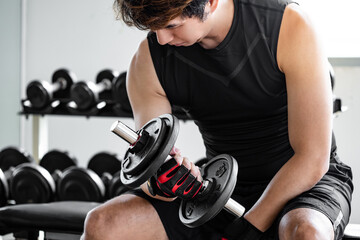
147 0 334 184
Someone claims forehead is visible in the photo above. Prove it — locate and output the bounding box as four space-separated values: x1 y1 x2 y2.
150 16 186 31
164 16 186 27
163 15 205 29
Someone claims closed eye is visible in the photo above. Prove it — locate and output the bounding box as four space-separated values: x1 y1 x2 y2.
165 24 179 29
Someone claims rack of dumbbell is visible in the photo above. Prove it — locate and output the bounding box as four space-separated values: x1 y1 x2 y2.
21 68 190 119
0 146 129 207
0 146 130 239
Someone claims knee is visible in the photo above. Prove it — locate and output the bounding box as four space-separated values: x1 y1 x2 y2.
83 206 108 239
279 209 334 240
286 221 324 240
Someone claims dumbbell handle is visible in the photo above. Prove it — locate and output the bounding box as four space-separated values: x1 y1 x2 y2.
111 120 139 145
225 198 245 217
111 120 246 218
88 80 112 94
38 78 66 94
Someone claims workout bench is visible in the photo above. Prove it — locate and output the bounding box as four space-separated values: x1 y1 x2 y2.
0 201 100 240
0 201 359 240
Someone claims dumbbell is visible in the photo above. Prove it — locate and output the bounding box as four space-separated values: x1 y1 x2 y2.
194 157 209 168
112 71 132 113
110 114 245 227
328 63 347 115
0 169 8 207
25 69 76 109
7 149 77 204
57 151 126 202
0 146 35 205
69 69 119 111
87 152 128 199
328 61 335 90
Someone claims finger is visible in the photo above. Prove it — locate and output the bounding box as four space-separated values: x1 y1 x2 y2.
170 147 181 156
172 154 184 166
181 157 192 169
190 162 202 182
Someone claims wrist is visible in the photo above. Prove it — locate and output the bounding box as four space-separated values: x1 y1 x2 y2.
147 176 176 198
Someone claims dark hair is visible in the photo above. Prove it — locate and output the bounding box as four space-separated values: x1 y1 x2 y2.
113 0 209 30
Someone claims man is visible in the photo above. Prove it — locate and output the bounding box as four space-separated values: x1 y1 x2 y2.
82 0 353 239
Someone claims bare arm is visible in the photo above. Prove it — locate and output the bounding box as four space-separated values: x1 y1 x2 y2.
244 4 333 231
127 39 172 129
126 38 174 200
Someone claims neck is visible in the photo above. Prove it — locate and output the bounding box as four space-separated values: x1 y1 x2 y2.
199 0 234 49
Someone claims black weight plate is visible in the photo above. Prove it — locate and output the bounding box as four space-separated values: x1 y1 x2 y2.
52 68 76 98
0 169 9 206
26 80 51 109
87 152 121 177
108 171 128 198
57 167 105 202
11 163 56 204
194 158 209 168
39 150 77 174
122 117 165 175
121 114 180 187
112 71 132 112
96 69 119 84
70 81 96 110
179 154 238 228
96 69 117 101
0 147 34 172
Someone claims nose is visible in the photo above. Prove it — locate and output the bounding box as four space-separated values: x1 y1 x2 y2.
155 29 174 45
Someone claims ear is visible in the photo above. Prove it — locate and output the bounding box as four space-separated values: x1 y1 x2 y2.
207 0 219 13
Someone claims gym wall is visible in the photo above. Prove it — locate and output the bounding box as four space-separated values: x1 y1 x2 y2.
20 1 207 179
0 0 358 223
330 61 360 223
0 0 21 148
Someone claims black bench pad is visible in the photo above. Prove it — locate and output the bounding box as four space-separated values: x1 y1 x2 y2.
0 201 100 235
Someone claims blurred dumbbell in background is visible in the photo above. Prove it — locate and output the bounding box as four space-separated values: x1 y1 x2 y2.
57 151 128 202
24 69 76 111
112 71 132 115
68 69 119 113
0 146 35 206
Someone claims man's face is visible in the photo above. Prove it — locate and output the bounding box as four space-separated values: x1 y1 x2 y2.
154 15 210 47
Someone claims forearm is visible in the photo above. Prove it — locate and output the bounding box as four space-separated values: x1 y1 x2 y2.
244 153 329 231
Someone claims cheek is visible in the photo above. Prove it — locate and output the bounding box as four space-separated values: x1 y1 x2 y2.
180 26 202 40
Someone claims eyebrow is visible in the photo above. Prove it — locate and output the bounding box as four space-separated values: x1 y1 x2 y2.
165 24 177 29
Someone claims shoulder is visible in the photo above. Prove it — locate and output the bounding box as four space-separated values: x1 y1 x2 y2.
130 38 153 76
277 3 322 72
128 37 165 97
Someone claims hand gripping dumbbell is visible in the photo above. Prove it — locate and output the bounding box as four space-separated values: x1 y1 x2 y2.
68 69 119 111
0 146 35 205
57 151 126 202
110 114 245 227
25 69 76 110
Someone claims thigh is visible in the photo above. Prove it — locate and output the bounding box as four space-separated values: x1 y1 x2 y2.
129 189 223 240
83 192 168 240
